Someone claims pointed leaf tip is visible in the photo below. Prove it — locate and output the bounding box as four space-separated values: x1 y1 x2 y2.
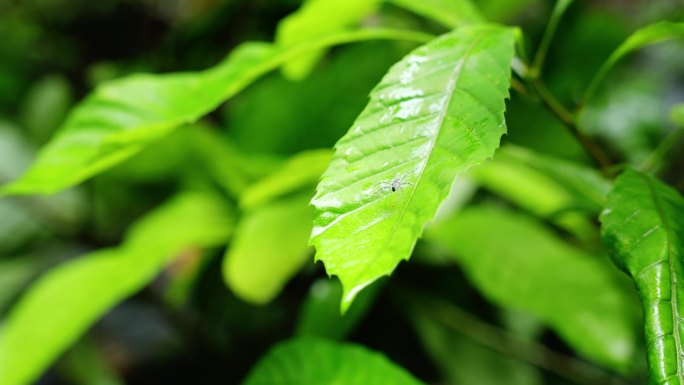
311 24 515 309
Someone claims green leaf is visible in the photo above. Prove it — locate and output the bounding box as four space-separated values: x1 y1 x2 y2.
425 206 636 370
310 24 515 311
470 148 600 241
240 149 332 210
583 21 684 106
276 0 382 80
241 338 426 385
600 168 684 384
410 311 542 385
295 278 381 340
387 0 483 28
1 28 433 196
672 104 684 127
223 193 313 304
0 192 234 385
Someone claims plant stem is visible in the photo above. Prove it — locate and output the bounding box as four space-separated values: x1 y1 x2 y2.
639 127 684 173
531 79 614 176
530 0 574 78
402 292 632 385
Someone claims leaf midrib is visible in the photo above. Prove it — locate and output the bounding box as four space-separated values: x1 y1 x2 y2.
375 34 486 265
643 172 684 383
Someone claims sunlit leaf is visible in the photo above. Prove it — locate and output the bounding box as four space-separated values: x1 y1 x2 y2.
387 0 483 28
224 194 312 304
0 192 234 385
276 0 381 80
240 149 332 210
1 28 432 196
600 168 684 383
241 338 426 385
310 24 515 311
425 206 636 370
583 21 684 105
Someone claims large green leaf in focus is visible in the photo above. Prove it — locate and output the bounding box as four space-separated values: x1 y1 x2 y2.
241 338 425 385
583 21 684 106
276 0 381 80
387 0 483 28
223 193 313 305
310 24 515 311
600 168 684 384
425 206 636 370
0 192 234 385
1 28 432 196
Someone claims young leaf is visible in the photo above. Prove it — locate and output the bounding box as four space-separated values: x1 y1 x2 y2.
425 206 636 371
223 193 313 304
600 168 684 384
310 24 515 311
583 21 684 105
387 0 483 28
1 28 432 196
0 192 234 385
276 0 381 80
241 338 425 385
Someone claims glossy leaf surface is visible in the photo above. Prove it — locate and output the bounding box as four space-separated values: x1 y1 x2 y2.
310 24 515 310
1 29 432 196
387 0 483 28
0 192 234 385
583 21 684 105
276 0 381 80
224 193 313 304
426 206 636 370
600 168 684 384
241 338 425 385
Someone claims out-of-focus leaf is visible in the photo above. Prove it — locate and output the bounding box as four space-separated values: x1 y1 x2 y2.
241 338 426 385
582 74 668 164
411 311 542 385
296 278 381 340
227 41 411 155
240 149 332 210
672 104 684 127
425 206 636 371
0 192 234 385
191 126 281 197
583 21 684 105
18 75 73 145
470 153 596 241
1 28 432 196
0 257 48 314
600 168 684 384
311 24 515 311
224 194 312 305
387 0 483 28
58 340 123 385
498 145 611 211
276 0 381 80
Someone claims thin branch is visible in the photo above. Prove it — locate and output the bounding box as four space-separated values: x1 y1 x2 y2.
401 292 633 385
531 79 614 176
530 0 574 79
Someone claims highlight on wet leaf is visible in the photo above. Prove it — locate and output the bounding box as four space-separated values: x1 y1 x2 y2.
600 168 684 384
310 24 516 311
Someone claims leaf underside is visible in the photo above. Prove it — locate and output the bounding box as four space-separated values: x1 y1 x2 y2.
601 168 684 384
310 24 514 311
